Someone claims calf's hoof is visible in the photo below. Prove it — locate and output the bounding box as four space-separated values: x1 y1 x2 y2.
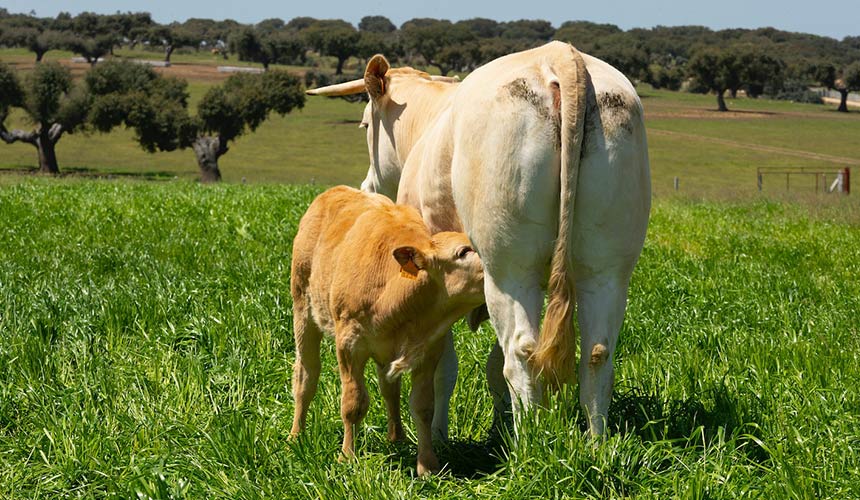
416 454 440 476
388 427 405 442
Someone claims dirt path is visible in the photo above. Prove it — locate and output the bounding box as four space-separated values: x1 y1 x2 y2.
648 128 858 165
645 103 860 121
822 97 860 109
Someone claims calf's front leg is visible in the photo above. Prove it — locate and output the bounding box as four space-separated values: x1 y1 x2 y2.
411 341 445 475
376 363 405 442
336 339 370 459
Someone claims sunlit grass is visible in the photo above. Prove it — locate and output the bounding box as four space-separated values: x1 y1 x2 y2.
0 180 858 497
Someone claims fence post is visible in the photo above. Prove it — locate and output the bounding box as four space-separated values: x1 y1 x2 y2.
844 167 851 195
674 177 679 191
757 173 762 191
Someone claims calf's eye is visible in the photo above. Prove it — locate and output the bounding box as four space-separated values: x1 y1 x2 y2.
456 246 473 259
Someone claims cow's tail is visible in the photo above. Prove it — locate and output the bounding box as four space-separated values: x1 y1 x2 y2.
531 43 588 390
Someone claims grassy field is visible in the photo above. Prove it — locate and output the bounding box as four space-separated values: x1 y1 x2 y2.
2 50 860 497
0 180 858 498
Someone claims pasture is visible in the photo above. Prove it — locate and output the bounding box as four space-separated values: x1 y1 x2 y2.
0 181 858 498
3 50 860 196
2 52 860 497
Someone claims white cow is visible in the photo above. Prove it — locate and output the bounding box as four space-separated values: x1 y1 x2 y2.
308 41 651 438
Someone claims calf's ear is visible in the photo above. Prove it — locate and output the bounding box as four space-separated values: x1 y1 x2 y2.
365 54 390 101
393 246 426 279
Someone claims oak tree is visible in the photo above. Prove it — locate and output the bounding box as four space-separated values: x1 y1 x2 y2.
0 63 89 173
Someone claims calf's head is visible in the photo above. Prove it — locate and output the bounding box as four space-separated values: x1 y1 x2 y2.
393 231 484 306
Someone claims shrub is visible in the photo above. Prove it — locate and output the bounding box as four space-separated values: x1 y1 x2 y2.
768 79 823 104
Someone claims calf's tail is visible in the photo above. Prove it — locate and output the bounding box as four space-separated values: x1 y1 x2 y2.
531 43 588 390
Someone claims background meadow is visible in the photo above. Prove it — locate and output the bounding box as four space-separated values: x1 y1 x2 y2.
2 36 860 498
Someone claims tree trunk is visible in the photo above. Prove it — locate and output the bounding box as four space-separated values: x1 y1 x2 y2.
716 89 728 112
263 61 270 72
192 136 227 183
165 45 174 63
838 89 849 112
335 57 346 75
37 126 61 174
1 124 60 173
36 137 59 174
35 51 45 63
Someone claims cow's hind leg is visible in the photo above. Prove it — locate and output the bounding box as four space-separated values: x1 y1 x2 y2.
290 303 323 438
575 273 630 437
483 271 545 429
486 340 511 433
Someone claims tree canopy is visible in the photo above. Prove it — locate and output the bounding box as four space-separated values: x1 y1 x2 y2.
687 46 785 111
147 24 202 62
2 9 859 115
358 16 396 34
0 63 24 119
401 19 477 75
302 20 360 74
229 27 305 70
86 64 306 181
0 62 90 172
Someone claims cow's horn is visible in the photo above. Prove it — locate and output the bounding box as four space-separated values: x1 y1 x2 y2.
306 78 366 96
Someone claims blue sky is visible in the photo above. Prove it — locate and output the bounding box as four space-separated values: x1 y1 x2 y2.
3 0 858 40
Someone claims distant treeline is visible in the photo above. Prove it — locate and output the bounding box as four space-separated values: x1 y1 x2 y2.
1 9 859 110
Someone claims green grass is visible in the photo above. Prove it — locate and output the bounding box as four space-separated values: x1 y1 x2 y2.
1 180 858 497
638 87 860 197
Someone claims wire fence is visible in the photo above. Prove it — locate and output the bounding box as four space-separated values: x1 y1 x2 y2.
756 166 850 194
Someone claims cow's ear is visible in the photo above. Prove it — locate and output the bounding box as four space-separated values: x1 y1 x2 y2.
393 246 426 279
365 54 390 101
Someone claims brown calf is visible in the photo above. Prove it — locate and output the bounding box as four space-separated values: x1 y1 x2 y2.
289 186 484 475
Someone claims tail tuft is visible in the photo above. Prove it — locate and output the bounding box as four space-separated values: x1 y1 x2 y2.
530 43 588 390
386 356 410 381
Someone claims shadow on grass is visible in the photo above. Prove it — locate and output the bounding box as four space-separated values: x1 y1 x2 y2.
437 437 509 478
0 165 178 181
699 108 778 117
607 385 769 462
341 382 769 479
325 119 363 125
372 431 510 479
